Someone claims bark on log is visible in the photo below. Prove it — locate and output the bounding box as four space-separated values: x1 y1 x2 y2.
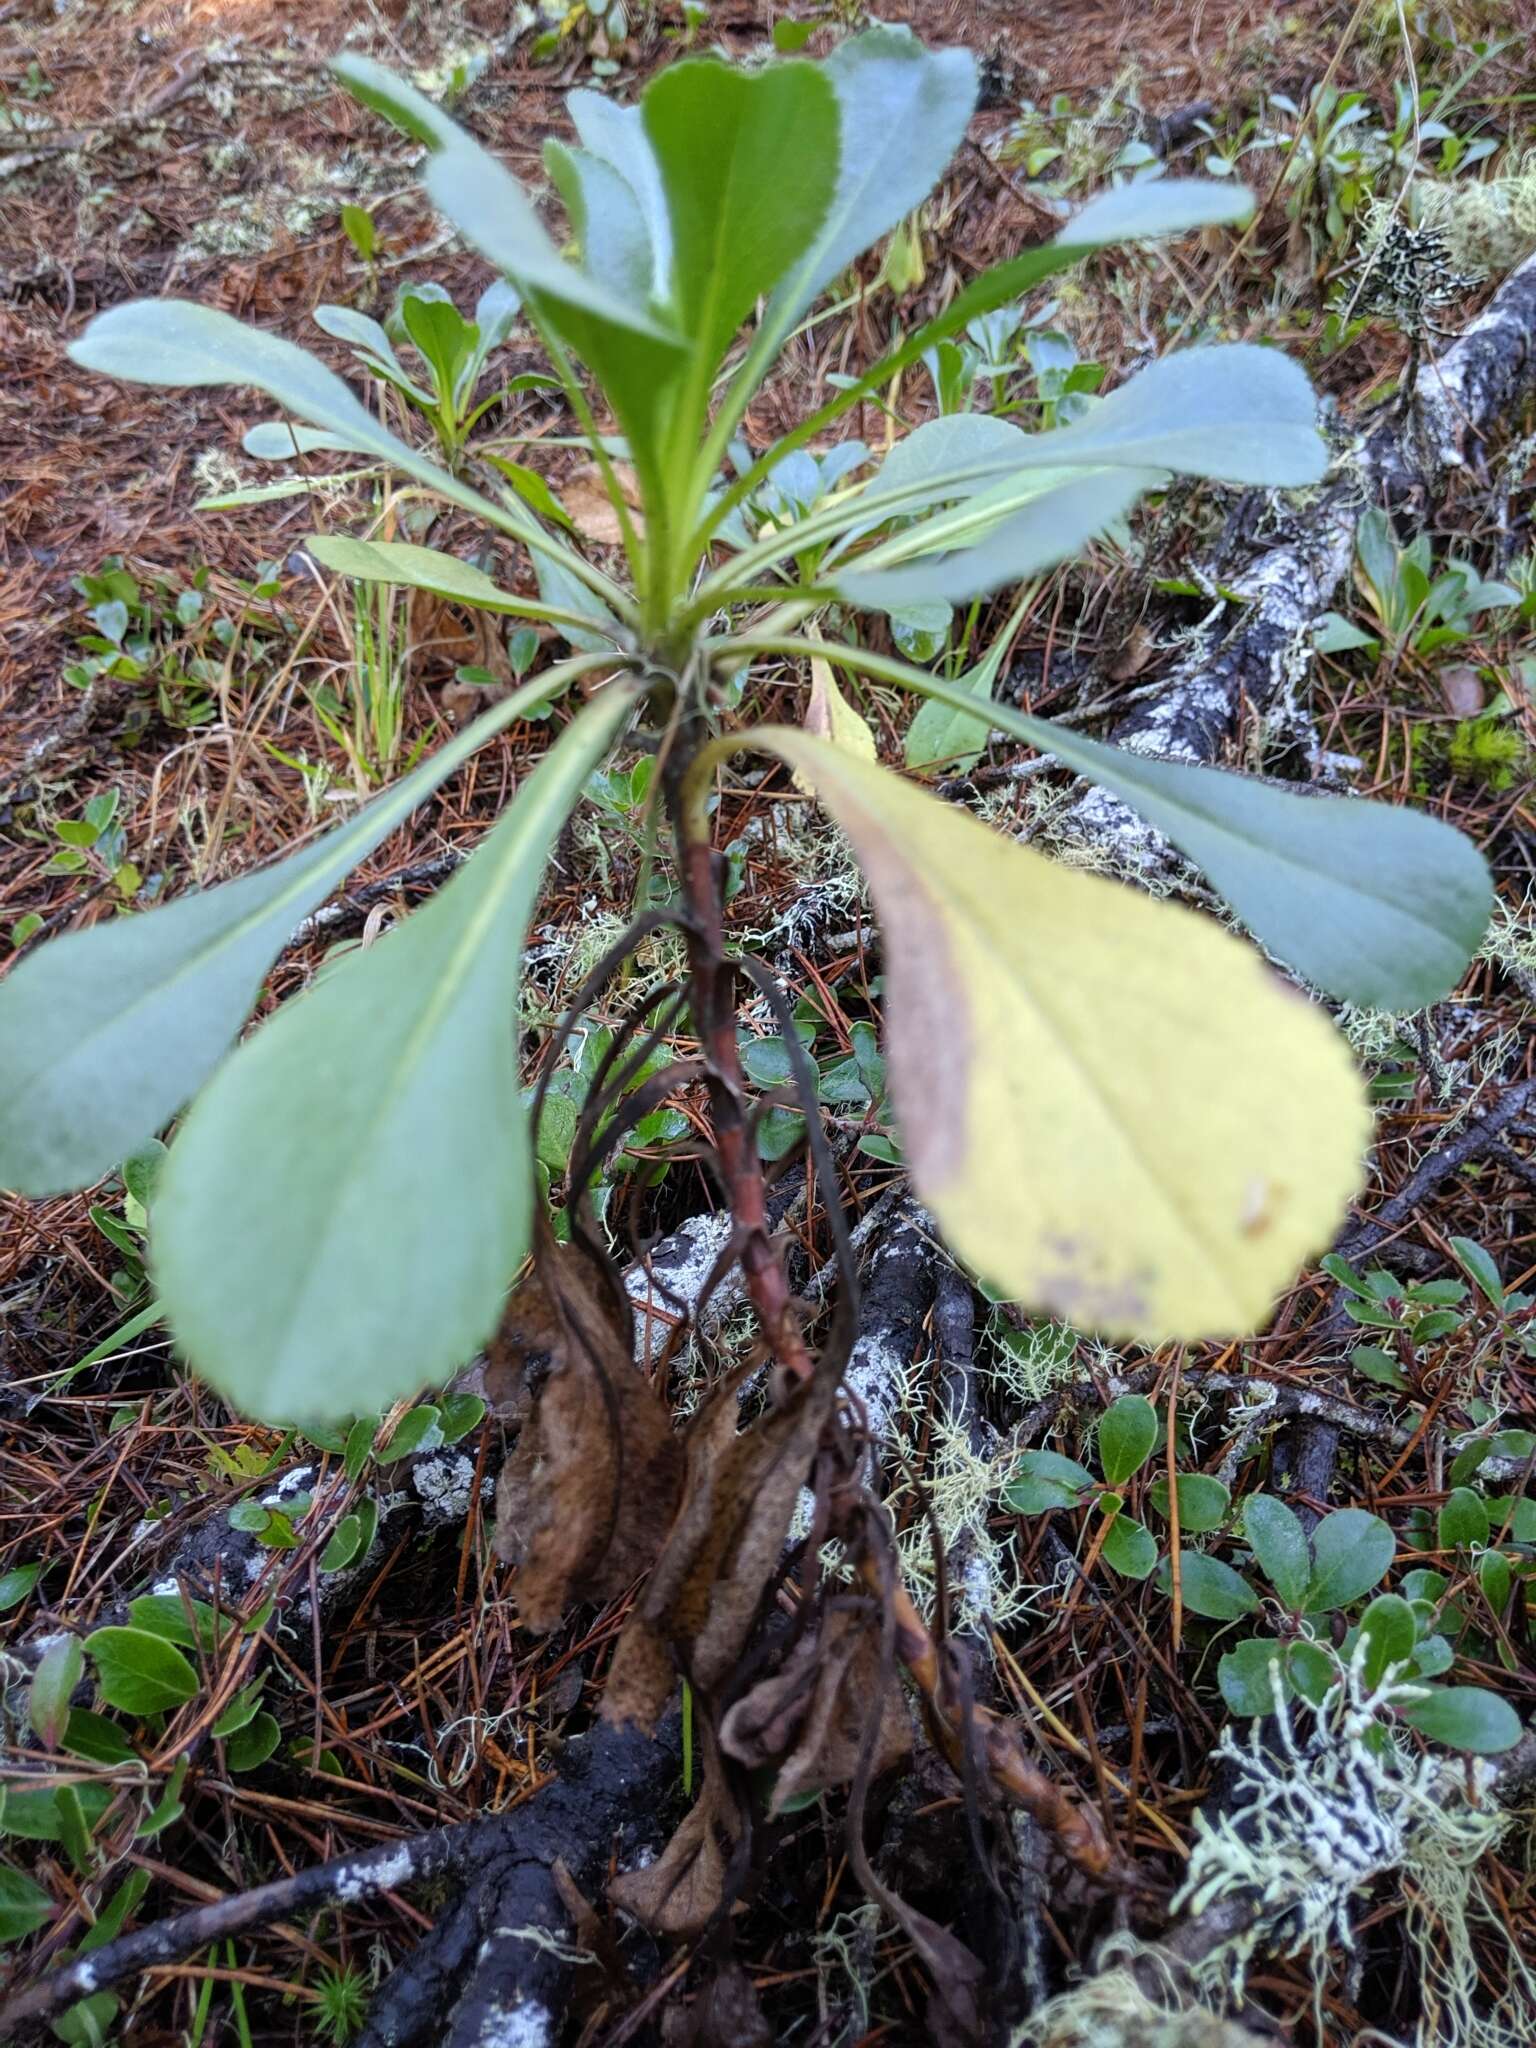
1057 251 1536 864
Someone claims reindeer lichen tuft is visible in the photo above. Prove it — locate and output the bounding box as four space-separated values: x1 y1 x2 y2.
1172 1643 1531 2043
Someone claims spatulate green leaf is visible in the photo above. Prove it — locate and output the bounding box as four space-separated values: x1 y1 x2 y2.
151 688 635 1427
1055 178 1255 243
68 301 505 531
303 536 619 637
567 88 673 296
772 27 977 322
642 57 838 378
1022 717 1493 1011
331 56 677 345
0 673 585 1194
546 140 655 307
838 465 1156 608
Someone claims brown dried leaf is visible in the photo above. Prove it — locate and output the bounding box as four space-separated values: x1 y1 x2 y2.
608 1352 841 1702
1108 619 1157 682
719 1609 912 1815
563 462 646 549
609 1748 740 1937
1440 664 1486 718
492 1241 683 1633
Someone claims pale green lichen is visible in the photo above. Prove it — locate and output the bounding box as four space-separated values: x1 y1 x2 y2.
1013 1948 1268 2048
1414 161 1536 279
1170 1643 1534 2047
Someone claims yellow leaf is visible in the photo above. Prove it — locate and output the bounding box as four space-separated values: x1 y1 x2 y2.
795 660 876 793
759 729 1369 1341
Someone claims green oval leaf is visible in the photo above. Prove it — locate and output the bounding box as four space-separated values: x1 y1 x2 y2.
0 1866 54 1943
1002 1449 1095 1514
1439 1486 1491 1552
1304 1509 1396 1613
0 1564 44 1612
28 1636 84 1751
1218 1635 1291 1715
63 1709 136 1765
1243 1493 1311 1609
1403 1685 1522 1754
1166 1551 1259 1621
1287 1638 1338 1705
1449 1236 1503 1308
151 689 633 1426
227 1711 282 1773
378 1406 443 1462
1098 1394 1158 1485
1358 1592 1417 1688
84 1627 199 1716
760 732 1368 1341
1146 1472 1230 1533
1055 179 1254 243
1100 1513 1158 1579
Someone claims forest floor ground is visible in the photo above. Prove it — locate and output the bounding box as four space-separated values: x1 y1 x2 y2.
4 0 1536 2043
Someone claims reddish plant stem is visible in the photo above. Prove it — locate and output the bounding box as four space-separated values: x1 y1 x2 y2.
676 830 814 1383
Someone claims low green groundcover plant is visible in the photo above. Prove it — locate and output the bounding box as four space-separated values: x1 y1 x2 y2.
0 30 1493 1432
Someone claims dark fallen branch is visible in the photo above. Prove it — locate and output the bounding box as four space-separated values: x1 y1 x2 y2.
1055 250 1536 852
1333 1073 1536 1268
0 1712 682 2043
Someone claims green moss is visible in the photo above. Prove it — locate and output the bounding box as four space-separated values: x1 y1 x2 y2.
1445 714 1528 791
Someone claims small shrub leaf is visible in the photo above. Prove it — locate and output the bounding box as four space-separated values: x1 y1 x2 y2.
1146 1473 1230 1532
1358 1593 1417 1688
85 1627 200 1716
28 1636 84 1751
1167 1552 1260 1620
1304 1509 1395 1613
1098 1395 1159 1484
1403 1686 1522 1754
1243 1493 1311 1609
